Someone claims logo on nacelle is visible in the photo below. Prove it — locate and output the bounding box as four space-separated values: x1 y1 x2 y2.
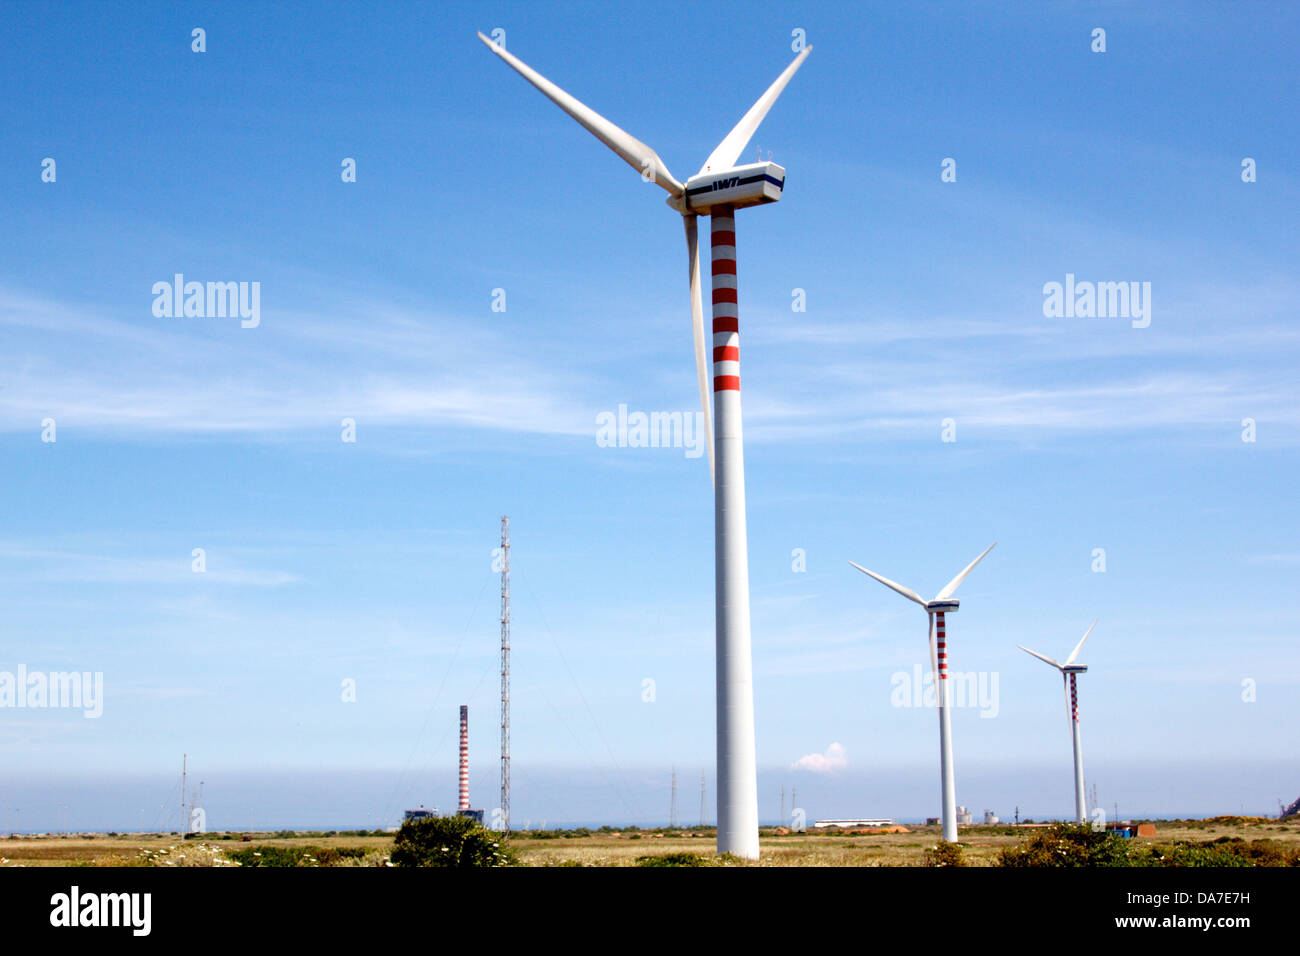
712 177 740 191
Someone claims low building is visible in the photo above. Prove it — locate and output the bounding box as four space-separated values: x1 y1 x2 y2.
403 805 438 824
813 818 896 829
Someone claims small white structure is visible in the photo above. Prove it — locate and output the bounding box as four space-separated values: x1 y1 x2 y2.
813 818 896 829
984 810 999 824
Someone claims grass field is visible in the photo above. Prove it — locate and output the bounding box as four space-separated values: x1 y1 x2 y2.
3 817 1298 867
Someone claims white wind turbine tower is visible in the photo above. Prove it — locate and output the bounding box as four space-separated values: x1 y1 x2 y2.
478 33 812 859
849 543 996 843
1018 620 1096 823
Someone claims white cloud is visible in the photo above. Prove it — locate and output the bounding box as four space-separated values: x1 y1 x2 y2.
0 286 596 437
791 742 847 773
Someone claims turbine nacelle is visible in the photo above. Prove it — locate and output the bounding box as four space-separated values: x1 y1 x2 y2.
925 599 960 614
671 162 786 216
1063 664 1088 674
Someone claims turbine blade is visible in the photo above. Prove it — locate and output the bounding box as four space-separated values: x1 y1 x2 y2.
1017 644 1063 670
477 32 684 196
935 541 997 600
848 562 927 607
1062 672 1073 736
684 215 714 483
697 46 812 175
1064 618 1097 667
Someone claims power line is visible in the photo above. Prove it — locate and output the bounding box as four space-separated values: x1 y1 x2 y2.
669 767 679 828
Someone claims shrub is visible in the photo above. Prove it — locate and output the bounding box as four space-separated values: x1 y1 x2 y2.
636 852 705 867
224 845 367 867
1137 839 1299 867
996 823 1300 867
1140 843 1252 867
923 841 966 867
390 816 516 868
998 824 1133 867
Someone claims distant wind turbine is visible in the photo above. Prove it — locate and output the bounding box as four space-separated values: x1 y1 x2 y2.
849 543 996 842
1018 620 1096 823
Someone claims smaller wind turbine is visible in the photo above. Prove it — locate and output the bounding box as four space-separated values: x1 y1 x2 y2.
849 543 996 843
1018 620 1096 823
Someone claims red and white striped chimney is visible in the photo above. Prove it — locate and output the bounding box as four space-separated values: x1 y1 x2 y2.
458 704 470 811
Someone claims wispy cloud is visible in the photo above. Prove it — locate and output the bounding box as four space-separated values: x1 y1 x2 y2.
0 543 300 588
0 286 595 437
4 276 1297 447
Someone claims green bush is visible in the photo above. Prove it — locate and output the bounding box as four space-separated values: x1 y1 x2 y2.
224 845 368 867
923 841 966 867
1139 843 1251 867
636 852 705 867
998 824 1134 867
1137 839 1298 867
998 824 1300 867
390 816 516 868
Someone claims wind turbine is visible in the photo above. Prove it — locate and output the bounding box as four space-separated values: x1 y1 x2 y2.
849 543 996 843
1018 620 1096 823
478 33 812 859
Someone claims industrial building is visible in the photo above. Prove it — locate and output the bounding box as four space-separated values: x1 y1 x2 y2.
403 805 437 824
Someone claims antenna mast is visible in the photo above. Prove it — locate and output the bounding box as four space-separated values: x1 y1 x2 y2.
180 754 187 834
500 515 511 832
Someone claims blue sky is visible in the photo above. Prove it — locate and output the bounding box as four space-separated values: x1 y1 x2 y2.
1 1 1297 831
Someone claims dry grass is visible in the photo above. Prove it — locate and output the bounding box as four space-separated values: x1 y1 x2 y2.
510 827 1016 867
0 833 393 868
4 818 1297 867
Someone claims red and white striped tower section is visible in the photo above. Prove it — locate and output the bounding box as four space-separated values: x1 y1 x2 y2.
1068 673 1086 822
458 704 470 813
710 206 759 859
931 607 959 842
